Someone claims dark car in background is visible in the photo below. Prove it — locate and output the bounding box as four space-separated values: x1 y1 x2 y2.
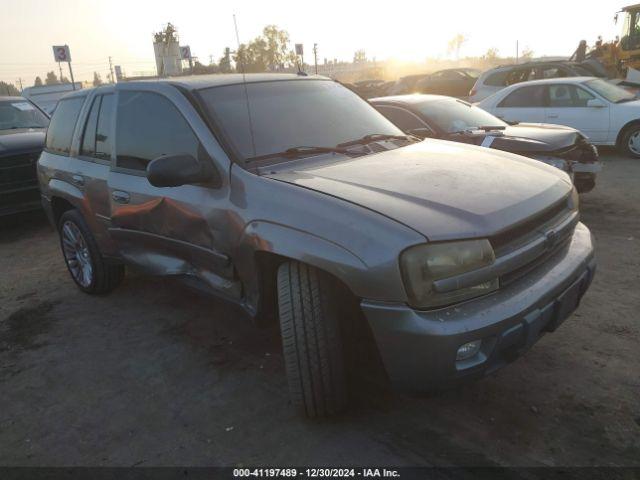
0 96 50 216
388 68 480 97
371 94 600 193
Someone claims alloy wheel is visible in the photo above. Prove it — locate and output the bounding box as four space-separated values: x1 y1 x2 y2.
61 220 93 288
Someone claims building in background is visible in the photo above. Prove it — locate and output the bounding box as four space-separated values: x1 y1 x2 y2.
153 23 183 77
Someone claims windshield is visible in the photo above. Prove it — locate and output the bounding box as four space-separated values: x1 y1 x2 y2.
416 98 506 133
197 79 403 163
584 78 635 103
0 100 49 130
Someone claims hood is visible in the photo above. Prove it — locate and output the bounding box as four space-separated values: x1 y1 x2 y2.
447 123 581 154
266 140 571 241
0 129 46 155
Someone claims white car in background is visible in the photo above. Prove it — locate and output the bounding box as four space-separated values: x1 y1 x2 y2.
477 77 640 157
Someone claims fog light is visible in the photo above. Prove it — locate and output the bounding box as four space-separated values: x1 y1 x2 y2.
456 340 482 361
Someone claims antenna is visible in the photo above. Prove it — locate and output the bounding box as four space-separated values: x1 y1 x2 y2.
233 14 257 159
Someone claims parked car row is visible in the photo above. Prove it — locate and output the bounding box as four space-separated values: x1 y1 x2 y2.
33 74 595 418
370 94 601 192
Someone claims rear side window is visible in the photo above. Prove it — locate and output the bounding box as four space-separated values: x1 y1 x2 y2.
484 71 509 86
498 85 547 108
45 97 85 155
115 91 200 171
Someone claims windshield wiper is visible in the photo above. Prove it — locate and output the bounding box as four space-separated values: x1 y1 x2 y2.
245 145 350 164
336 133 414 148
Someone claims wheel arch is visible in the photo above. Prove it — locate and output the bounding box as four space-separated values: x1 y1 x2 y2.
615 119 640 147
235 221 371 325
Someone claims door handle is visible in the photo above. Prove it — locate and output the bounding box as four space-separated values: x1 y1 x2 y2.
112 190 130 204
548 114 559 119
71 174 84 187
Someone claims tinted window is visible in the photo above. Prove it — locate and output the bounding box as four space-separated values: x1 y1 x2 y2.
548 84 595 107
96 94 113 160
484 71 509 86
505 68 533 85
45 97 85 155
377 106 426 132
0 100 49 130
80 96 100 156
198 80 402 163
116 91 199 171
499 86 547 107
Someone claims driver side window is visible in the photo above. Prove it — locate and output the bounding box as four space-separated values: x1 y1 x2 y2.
115 91 201 171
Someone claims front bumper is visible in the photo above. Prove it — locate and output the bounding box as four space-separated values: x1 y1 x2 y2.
361 222 596 391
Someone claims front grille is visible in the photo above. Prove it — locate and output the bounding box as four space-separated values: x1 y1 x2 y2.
490 197 570 255
490 196 577 288
0 151 40 191
0 151 41 212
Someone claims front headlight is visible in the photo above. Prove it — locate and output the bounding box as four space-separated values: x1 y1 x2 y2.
400 239 498 309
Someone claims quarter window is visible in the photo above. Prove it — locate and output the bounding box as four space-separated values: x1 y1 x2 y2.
45 96 85 155
95 94 114 160
498 85 547 108
115 91 200 171
80 96 100 156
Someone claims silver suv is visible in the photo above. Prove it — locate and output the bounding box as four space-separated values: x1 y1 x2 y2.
38 74 596 417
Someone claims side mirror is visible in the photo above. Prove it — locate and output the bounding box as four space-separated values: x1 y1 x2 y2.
146 154 215 188
407 127 435 139
587 98 606 108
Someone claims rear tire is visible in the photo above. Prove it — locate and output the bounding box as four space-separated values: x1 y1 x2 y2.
58 209 124 294
620 124 640 158
277 261 348 417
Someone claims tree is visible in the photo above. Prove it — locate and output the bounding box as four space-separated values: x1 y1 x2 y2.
233 25 297 73
447 34 467 60
34 76 43 87
521 46 534 61
192 60 219 75
0 81 20 95
45 71 59 85
353 49 367 63
483 47 499 61
93 72 103 86
219 47 232 73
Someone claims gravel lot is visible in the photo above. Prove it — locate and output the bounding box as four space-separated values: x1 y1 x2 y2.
1 150 638 467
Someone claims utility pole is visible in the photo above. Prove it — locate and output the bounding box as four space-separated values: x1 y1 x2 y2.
516 40 519 64
108 56 115 84
313 43 318 75
17 78 23 92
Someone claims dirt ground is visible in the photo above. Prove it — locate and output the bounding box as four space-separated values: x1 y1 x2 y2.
0 150 638 468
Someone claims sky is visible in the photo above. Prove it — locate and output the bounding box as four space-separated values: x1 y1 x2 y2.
0 0 621 87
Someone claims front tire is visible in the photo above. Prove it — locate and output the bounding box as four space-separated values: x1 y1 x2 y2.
620 124 640 158
277 261 348 417
58 209 124 294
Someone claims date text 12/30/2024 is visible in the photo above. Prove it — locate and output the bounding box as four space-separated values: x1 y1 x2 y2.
233 469 400 478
